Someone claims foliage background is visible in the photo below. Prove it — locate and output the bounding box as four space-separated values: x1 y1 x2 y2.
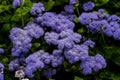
0 0 120 80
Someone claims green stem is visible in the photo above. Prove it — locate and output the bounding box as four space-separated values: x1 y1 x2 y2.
100 28 105 44
75 6 80 16
20 0 24 28
74 2 80 16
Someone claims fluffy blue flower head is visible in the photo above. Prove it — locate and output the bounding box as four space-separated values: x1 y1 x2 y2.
64 5 74 13
69 0 78 5
13 0 24 8
0 73 3 80
0 48 4 54
83 1 95 11
30 2 45 15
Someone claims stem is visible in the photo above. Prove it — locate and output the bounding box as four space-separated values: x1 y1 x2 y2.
100 27 105 44
74 2 80 16
20 0 24 28
75 6 80 16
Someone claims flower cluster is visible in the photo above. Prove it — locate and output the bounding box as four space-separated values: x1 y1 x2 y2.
44 29 82 50
80 54 107 75
24 22 44 39
79 2 120 40
9 1 107 79
9 28 32 57
35 12 75 32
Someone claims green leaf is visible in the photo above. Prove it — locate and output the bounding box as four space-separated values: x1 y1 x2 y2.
55 0 69 6
32 43 41 48
0 23 11 33
44 0 55 11
74 17 79 23
74 76 83 80
0 5 11 13
94 0 109 6
11 0 32 22
111 53 120 66
77 28 84 33
103 45 120 66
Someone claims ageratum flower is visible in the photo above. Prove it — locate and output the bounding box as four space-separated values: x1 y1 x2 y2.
25 50 52 78
51 50 64 67
0 73 3 80
8 58 25 71
9 28 32 57
78 12 98 25
0 63 4 80
83 1 95 11
13 0 25 8
24 22 44 39
30 2 45 15
83 39 95 48
64 5 74 13
80 54 106 75
44 66 57 78
0 48 4 54
44 32 59 45
64 44 89 63
60 11 76 21
69 0 78 5
41 12 75 32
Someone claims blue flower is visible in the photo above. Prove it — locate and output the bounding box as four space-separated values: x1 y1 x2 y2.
69 0 78 5
64 5 74 13
83 1 95 11
0 48 4 54
30 2 45 15
13 0 24 8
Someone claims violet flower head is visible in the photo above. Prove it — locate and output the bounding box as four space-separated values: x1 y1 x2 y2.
0 73 3 80
80 54 106 75
0 63 4 70
83 39 95 48
24 22 44 39
64 5 74 13
44 67 57 78
78 12 98 25
13 0 24 8
9 27 32 57
69 0 78 5
83 1 95 11
30 2 45 15
44 32 59 45
0 48 4 54
64 44 89 63
51 50 64 67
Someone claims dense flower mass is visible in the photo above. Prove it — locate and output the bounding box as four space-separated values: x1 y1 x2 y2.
79 4 120 40
9 28 32 57
80 54 107 75
7 0 108 80
25 50 50 78
39 12 75 32
24 22 44 39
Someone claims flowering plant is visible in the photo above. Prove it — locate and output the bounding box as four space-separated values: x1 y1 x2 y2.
0 0 120 80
